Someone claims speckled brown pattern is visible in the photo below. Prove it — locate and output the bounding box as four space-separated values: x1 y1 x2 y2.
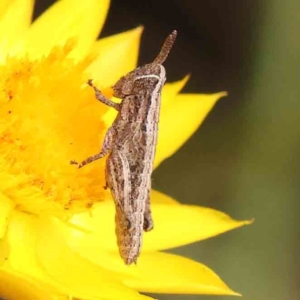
73 31 177 264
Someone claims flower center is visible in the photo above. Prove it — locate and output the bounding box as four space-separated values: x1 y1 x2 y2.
0 43 109 216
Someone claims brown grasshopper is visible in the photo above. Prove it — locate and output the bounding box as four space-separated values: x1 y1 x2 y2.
71 31 177 265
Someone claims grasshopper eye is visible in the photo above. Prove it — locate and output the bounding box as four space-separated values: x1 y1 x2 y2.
113 75 135 97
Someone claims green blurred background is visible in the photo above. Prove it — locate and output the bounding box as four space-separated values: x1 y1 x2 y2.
36 1 300 299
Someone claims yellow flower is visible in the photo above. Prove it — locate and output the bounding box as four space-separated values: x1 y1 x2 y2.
0 0 251 299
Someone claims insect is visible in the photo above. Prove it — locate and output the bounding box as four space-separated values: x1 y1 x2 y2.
71 30 177 265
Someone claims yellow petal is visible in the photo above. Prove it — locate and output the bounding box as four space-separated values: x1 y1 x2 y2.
6 211 152 299
7 212 57 284
125 251 240 296
161 75 190 106
88 27 143 88
69 201 116 251
0 216 10 266
52 211 142 279
0 268 66 300
0 1 10 16
0 193 14 239
36 215 153 300
0 0 34 60
23 0 110 59
5 212 78 295
155 92 228 167
150 189 179 204
70 197 251 253
143 203 251 251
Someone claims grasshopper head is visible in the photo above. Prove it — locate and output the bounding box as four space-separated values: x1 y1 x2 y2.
112 30 177 99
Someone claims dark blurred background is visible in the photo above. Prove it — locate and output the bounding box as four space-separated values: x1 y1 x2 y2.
35 1 300 299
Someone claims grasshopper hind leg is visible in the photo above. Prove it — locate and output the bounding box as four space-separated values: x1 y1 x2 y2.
143 186 153 232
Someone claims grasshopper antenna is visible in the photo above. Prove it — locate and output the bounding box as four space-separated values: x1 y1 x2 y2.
153 30 177 64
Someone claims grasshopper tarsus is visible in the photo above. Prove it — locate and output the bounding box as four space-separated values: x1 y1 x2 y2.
70 159 84 169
